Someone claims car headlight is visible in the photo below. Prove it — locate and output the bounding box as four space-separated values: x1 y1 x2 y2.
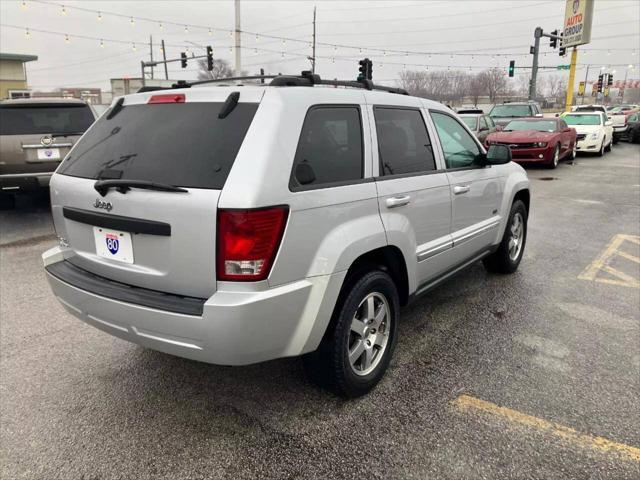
590 132 600 140
535 142 548 147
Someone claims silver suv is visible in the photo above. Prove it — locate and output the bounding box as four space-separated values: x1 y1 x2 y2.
42 73 530 397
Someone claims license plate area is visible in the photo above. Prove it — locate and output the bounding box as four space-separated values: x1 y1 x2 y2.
93 227 134 264
36 148 60 160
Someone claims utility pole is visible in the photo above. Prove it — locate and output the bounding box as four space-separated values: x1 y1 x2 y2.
149 35 155 79
161 39 168 80
529 27 542 101
140 61 146 86
312 6 316 74
234 0 242 75
564 47 578 112
580 64 589 105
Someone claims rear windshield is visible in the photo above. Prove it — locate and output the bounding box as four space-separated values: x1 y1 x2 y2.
0 104 95 135
57 102 258 190
489 105 532 118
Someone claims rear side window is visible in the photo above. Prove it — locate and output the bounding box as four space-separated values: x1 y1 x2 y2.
291 106 363 189
58 102 258 190
0 104 94 135
374 107 436 176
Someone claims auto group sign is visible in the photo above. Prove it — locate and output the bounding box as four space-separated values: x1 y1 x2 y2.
563 0 595 48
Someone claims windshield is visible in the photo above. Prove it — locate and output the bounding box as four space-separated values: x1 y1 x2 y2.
460 116 478 130
0 104 95 135
504 120 557 132
563 114 601 126
57 102 258 190
489 105 532 118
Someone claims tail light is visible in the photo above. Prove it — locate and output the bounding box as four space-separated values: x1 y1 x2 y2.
217 207 289 281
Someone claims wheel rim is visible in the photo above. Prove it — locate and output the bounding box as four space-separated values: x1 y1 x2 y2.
554 146 559 166
348 292 391 376
508 212 524 262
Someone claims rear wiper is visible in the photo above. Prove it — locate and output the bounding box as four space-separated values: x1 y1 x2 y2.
94 179 188 197
52 132 85 137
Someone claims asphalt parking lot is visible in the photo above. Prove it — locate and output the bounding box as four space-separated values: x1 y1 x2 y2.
1 143 639 479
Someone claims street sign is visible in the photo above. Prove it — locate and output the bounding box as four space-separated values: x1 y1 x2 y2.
557 65 571 70
604 87 610 97
563 0 595 48
578 81 585 95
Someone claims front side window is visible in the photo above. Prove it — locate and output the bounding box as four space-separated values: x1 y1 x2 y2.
374 108 436 176
430 111 481 169
291 106 363 188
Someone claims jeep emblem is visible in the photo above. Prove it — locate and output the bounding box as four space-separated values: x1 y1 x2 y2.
93 199 113 212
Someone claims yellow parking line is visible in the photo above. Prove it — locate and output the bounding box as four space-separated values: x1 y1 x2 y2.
453 395 640 463
578 234 640 288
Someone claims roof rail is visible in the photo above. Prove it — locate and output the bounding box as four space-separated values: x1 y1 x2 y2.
172 71 408 95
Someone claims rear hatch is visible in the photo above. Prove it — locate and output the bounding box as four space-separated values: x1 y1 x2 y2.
0 102 95 175
51 89 262 298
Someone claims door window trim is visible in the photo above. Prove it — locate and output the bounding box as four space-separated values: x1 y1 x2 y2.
289 103 366 192
428 109 488 172
371 105 440 181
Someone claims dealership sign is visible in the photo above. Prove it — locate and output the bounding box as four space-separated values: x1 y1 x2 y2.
563 0 595 48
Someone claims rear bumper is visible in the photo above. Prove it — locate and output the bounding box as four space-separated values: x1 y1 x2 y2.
0 172 52 191
43 246 345 366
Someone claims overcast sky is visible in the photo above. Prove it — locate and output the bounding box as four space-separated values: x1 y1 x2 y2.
1 0 638 94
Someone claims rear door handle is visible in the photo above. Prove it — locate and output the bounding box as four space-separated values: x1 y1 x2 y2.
386 195 411 208
453 185 470 195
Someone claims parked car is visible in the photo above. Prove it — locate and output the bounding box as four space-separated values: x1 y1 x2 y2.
488 101 543 127
561 111 613 156
609 105 640 143
485 117 576 168
0 98 97 209
620 111 640 143
458 110 498 144
42 73 530 398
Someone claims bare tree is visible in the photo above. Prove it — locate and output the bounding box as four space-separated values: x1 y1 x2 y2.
197 58 234 80
478 67 507 103
468 74 488 106
545 74 568 103
398 70 431 98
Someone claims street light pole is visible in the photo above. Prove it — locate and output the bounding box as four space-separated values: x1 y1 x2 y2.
581 64 589 105
529 27 542 101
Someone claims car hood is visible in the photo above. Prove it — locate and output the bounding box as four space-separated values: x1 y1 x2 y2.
568 124 602 134
487 130 556 143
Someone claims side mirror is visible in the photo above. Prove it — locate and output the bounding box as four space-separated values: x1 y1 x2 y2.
495 125 504 131
555 113 560 117
605 120 613 126
295 162 316 185
485 144 512 165
535 113 544 118
479 126 489 132
563 128 572 133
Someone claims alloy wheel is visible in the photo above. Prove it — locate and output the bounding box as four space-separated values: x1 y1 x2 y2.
508 212 524 262
348 292 391 376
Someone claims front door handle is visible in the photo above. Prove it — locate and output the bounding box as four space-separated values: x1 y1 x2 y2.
386 195 411 208
453 185 470 195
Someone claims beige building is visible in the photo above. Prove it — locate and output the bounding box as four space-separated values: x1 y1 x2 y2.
0 52 38 99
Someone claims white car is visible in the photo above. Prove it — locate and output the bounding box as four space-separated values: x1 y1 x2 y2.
562 111 613 156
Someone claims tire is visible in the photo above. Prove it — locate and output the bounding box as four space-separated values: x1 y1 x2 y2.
548 144 560 169
596 139 605 157
605 137 612 152
569 142 577 160
0 194 16 210
303 269 399 398
633 131 640 144
483 200 527 274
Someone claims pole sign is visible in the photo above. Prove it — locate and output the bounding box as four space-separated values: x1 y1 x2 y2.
563 0 595 48
557 65 571 70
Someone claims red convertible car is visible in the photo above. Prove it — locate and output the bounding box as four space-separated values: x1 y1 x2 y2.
485 118 577 168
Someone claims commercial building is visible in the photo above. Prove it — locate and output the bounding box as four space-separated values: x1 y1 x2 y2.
0 52 38 99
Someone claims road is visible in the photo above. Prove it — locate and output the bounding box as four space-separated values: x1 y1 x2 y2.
1 143 639 479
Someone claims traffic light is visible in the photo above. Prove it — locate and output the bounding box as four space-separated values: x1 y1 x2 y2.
597 74 604 93
558 32 566 56
508 60 515 77
550 30 558 49
607 73 613 87
180 52 187 68
206 46 213 71
358 58 372 81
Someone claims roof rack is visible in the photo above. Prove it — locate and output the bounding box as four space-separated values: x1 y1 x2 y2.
169 71 408 95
